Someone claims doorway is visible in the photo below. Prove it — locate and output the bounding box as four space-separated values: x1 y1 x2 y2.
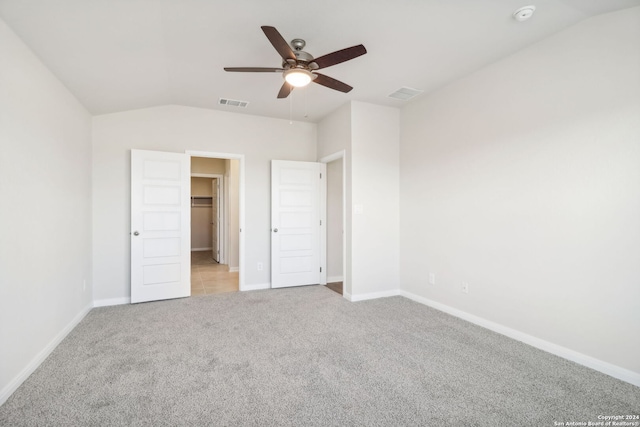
190 155 241 296
322 152 346 296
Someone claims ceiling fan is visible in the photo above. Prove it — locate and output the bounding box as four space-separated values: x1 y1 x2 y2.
224 26 367 99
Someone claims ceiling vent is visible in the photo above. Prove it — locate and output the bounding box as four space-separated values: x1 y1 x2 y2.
219 98 249 108
388 87 423 101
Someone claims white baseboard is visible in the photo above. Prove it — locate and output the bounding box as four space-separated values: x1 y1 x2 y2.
191 247 212 251
0 303 93 406
399 290 640 388
327 275 344 283
240 282 270 291
228 266 239 273
93 297 130 307
348 289 401 302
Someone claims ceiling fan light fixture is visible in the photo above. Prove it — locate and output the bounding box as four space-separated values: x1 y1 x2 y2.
284 69 313 87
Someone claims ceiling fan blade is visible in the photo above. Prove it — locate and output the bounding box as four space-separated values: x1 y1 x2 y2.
277 81 294 99
312 73 353 93
224 67 284 73
261 26 296 62
312 45 367 69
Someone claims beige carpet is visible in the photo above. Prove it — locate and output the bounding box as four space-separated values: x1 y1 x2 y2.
1 286 638 426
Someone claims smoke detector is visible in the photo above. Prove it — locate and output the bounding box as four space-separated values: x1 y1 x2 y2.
513 5 536 22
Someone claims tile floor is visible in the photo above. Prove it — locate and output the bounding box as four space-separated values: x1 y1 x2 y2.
191 250 239 296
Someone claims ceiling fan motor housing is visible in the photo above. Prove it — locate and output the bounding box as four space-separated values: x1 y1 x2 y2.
294 50 314 62
283 48 317 70
291 39 315 64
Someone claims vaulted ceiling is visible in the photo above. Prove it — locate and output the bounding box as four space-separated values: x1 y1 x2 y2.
1 0 638 122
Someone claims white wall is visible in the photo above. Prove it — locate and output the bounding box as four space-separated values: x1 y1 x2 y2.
191 205 213 250
92 105 316 302
227 159 240 270
317 103 352 160
0 18 92 404
399 8 640 377
351 102 400 297
191 177 213 196
192 157 225 174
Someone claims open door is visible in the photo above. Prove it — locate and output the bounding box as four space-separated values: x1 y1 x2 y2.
131 149 190 303
271 160 325 288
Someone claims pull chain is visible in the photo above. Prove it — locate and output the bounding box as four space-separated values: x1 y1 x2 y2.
289 87 293 125
304 87 308 119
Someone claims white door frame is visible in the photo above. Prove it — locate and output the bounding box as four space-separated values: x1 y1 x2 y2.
186 150 245 291
319 150 347 298
190 173 225 263
212 176 223 263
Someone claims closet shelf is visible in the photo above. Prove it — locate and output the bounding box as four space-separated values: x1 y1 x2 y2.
191 196 212 207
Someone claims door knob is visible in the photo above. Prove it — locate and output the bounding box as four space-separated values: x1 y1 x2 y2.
133 231 140 236
273 228 278 233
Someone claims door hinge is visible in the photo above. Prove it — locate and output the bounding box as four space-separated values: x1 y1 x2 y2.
320 220 322 226
320 173 322 179
320 267 322 273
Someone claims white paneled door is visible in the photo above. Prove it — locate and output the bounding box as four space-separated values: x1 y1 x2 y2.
271 160 325 288
131 150 190 303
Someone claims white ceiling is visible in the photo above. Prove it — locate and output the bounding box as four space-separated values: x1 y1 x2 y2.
1 0 638 122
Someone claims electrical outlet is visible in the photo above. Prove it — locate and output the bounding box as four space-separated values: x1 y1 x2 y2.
461 282 469 294
428 273 435 285
257 262 263 271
